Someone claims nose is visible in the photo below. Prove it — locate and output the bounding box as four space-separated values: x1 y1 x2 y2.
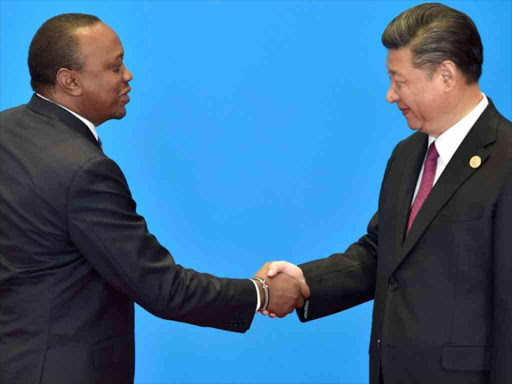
123 66 133 83
386 83 398 104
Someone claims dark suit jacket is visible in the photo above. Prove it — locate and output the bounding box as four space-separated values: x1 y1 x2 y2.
297 99 512 384
0 95 257 384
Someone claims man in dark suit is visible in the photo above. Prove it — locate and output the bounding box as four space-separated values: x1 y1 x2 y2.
0 14 309 384
265 3 512 384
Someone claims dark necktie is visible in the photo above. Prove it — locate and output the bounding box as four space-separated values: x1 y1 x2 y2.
407 142 439 234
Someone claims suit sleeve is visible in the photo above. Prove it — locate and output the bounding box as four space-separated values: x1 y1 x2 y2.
297 142 400 322
67 156 256 332
296 213 378 322
490 169 512 382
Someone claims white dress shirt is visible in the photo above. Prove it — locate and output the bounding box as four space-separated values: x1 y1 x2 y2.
411 94 489 203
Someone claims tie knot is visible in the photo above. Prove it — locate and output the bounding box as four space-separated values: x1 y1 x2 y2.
427 142 439 162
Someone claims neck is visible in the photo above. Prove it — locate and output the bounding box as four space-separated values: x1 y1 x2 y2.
431 84 482 137
41 90 98 126
40 89 75 112
450 84 483 125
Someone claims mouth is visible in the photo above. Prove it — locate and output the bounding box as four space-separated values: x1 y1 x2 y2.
399 106 410 116
120 87 131 103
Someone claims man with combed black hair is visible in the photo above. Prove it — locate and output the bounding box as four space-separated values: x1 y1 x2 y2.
267 3 512 384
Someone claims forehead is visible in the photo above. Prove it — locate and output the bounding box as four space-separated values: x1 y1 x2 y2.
386 48 413 75
75 23 124 61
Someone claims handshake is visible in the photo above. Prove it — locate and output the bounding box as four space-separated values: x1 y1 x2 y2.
252 261 309 318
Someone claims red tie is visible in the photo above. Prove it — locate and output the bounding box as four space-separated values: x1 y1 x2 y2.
407 142 439 234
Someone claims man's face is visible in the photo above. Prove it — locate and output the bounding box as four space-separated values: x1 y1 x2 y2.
74 23 132 126
386 48 446 137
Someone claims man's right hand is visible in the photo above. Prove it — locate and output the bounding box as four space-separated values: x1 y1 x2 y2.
267 260 305 282
260 261 307 318
253 262 310 318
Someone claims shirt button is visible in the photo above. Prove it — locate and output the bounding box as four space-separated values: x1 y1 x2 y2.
377 339 381 349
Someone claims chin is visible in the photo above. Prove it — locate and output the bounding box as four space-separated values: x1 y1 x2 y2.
112 110 127 120
405 118 423 132
407 123 422 132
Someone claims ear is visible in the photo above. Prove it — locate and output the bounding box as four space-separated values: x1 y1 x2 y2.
436 60 457 91
55 68 82 96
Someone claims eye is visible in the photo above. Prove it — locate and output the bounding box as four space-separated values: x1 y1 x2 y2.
111 63 123 73
394 80 405 90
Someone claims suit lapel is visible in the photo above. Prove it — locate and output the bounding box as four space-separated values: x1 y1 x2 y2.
392 133 428 260
390 100 498 274
26 94 101 150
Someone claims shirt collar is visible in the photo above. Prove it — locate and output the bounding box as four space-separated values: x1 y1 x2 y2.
36 93 99 141
428 93 489 165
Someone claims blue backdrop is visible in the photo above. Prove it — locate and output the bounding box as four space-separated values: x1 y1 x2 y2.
1 1 511 383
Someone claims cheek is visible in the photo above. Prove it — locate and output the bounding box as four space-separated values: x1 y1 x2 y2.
406 93 427 117
103 82 121 104
402 94 419 115
420 93 442 117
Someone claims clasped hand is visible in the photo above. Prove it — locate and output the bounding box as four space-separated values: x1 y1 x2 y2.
253 261 309 318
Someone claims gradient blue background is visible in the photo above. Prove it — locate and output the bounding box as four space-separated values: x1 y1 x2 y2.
1 1 511 383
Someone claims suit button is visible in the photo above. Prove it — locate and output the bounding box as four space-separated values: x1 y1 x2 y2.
388 276 398 291
377 339 381 349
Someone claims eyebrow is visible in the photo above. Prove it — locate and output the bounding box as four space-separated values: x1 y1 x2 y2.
387 69 406 81
107 55 124 69
107 53 124 67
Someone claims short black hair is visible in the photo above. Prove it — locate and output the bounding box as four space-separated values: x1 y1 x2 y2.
382 3 483 83
28 13 101 94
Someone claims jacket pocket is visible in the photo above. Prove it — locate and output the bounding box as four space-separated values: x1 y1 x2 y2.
438 205 483 223
441 345 492 371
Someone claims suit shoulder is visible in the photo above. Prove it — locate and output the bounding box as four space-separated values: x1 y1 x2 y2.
1 104 109 197
387 131 427 160
492 107 512 147
497 113 512 132
399 131 427 148
3 104 102 163
0 103 29 121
